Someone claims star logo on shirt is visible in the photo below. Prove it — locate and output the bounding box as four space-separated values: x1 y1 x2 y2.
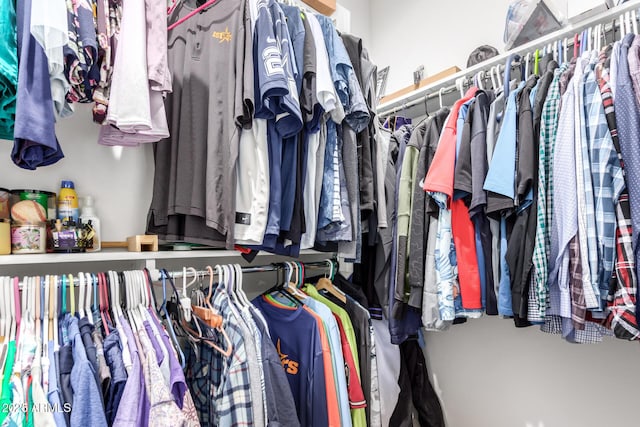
212 27 232 43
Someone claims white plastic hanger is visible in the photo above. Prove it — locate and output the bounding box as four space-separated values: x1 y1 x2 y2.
438 87 445 108
68 274 76 318
84 272 94 324
180 267 197 322
51 275 58 349
234 264 252 308
633 9 639 35
43 275 50 345
78 272 86 320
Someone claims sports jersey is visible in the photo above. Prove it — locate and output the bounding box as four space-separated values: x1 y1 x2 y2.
148 0 254 248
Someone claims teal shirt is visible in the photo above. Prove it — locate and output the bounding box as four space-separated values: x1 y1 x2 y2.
0 0 18 140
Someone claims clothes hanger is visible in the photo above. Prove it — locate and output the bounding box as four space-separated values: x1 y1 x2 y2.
168 0 219 31
489 67 498 91
142 268 161 319
159 269 186 369
78 272 86 320
315 260 347 303
265 264 301 306
234 264 252 308
170 268 231 356
50 275 58 349
633 9 638 35
180 267 197 322
68 274 76 318
524 52 530 79
109 271 133 371
84 272 94 325
98 272 111 335
438 87 445 108
456 77 465 98
191 266 223 329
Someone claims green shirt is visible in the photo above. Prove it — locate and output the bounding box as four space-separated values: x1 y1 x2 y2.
0 341 16 425
304 285 367 427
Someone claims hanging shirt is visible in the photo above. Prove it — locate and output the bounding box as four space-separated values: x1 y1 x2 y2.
583 56 625 303
596 48 640 340
103 329 128 425
68 317 108 427
618 34 640 324
147 0 254 248
139 331 191 427
63 0 98 103
46 341 67 427
302 296 353 427
573 53 599 314
549 61 580 323
30 0 70 118
0 0 18 140
92 0 122 124
252 296 329 427
531 64 563 322
113 318 148 427
249 309 300 427
424 88 482 318
12 0 63 169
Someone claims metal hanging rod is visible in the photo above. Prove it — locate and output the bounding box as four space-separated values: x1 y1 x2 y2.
6 259 337 289
150 259 336 282
378 0 640 117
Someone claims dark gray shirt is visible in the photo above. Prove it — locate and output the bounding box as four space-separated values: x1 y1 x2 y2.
148 0 253 248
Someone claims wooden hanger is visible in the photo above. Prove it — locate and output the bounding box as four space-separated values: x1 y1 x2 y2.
315 260 346 303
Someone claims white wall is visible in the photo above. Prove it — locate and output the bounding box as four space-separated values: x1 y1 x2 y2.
368 2 640 426
1 105 154 242
370 0 514 94
335 0 372 42
426 317 640 427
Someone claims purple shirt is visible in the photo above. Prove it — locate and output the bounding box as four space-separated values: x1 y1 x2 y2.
112 318 148 427
148 309 188 409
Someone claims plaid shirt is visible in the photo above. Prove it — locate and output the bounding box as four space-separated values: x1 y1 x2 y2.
596 47 640 340
549 63 580 320
573 54 599 309
569 234 587 330
187 290 254 427
531 65 566 318
541 315 612 343
583 60 625 304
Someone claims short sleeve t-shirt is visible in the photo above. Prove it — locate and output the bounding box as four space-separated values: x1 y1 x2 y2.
148 0 253 248
252 296 329 427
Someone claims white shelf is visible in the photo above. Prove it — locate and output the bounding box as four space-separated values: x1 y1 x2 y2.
0 248 326 266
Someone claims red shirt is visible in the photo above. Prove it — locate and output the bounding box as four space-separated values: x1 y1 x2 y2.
423 87 482 310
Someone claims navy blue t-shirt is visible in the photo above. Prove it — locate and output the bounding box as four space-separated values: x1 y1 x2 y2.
252 296 328 427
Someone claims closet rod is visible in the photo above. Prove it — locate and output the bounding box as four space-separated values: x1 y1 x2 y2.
378 0 640 117
151 259 335 282
8 259 337 289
